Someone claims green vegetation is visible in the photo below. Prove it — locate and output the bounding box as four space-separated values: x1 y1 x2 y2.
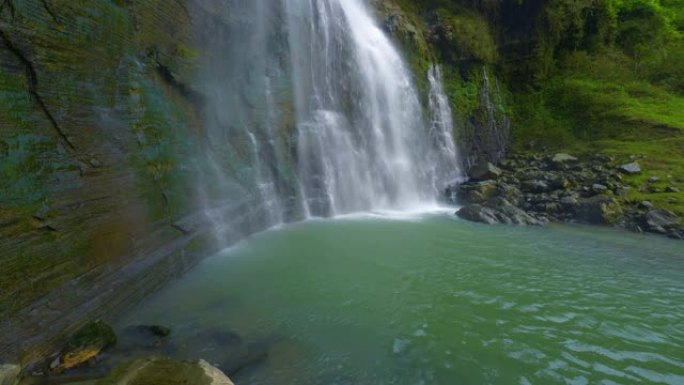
389 0 684 215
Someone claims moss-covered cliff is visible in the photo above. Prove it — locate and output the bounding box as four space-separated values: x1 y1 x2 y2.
374 0 683 216
0 0 275 363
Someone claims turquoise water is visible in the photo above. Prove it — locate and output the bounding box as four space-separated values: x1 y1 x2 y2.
119 214 684 384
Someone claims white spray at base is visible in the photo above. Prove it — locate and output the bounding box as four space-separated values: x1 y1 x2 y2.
197 0 464 233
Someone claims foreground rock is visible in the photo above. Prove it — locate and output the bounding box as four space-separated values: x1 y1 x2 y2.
50 320 117 373
0 364 20 385
449 153 683 239
97 357 235 385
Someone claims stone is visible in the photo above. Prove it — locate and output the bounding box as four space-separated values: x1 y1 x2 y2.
572 196 623 225
638 201 654 209
521 180 549 193
456 204 500 225
96 358 235 385
469 161 502 181
647 176 660 183
618 162 641 174
665 186 680 193
0 364 20 385
645 210 680 230
547 173 570 189
560 196 579 206
551 153 578 163
496 183 522 206
51 320 117 373
592 184 608 193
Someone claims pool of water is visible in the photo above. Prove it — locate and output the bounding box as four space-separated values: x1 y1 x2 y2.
118 213 684 385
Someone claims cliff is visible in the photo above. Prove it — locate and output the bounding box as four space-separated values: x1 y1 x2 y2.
0 0 276 363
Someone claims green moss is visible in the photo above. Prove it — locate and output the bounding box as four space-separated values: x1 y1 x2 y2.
435 7 498 64
67 320 117 351
567 137 684 219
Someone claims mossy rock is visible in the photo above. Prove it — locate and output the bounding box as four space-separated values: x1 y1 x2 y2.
51 320 117 373
0 364 20 385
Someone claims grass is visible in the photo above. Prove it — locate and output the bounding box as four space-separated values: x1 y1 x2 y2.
512 71 684 220
569 137 684 218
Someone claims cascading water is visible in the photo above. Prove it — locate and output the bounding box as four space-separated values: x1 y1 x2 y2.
198 0 462 228
428 64 464 188
285 0 459 216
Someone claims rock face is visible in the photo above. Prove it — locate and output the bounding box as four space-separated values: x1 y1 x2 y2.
0 1 285 363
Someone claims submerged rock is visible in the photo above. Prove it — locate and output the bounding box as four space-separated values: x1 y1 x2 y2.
618 162 641 174
51 320 117 373
0 364 20 385
97 357 234 385
118 325 172 352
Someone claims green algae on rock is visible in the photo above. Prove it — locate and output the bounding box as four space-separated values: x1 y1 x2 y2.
50 320 117 373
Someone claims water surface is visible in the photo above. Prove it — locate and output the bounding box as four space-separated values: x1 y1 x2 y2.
120 214 684 384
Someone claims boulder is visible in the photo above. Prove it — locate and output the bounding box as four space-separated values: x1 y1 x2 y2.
548 174 570 190
647 176 660 183
665 186 680 193
618 162 641 174
469 162 503 181
456 180 497 204
572 196 623 225
456 204 500 225
51 320 117 373
0 364 20 385
97 358 235 385
644 210 680 233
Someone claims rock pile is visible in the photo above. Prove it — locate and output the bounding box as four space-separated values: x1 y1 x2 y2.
447 154 683 239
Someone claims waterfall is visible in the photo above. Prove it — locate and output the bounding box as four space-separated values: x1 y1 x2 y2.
197 0 461 227
428 64 464 188
285 0 458 216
